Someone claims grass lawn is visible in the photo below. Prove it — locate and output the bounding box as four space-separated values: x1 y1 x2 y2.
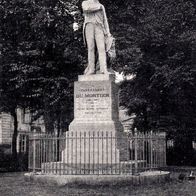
0 172 196 196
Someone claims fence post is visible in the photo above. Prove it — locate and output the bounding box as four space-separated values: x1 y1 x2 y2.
134 128 138 174
162 132 167 167
150 130 153 170
164 133 167 166
33 129 36 173
16 133 20 153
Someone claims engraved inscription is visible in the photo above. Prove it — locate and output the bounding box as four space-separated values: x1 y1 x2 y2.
75 84 111 120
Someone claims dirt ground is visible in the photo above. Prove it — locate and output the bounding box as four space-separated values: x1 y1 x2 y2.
0 172 196 196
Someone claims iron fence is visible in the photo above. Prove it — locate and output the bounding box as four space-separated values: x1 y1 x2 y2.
28 131 166 175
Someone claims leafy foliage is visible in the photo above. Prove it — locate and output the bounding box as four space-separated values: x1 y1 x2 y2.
0 0 84 161
102 0 196 164
105 0 196 132
0 0 84 129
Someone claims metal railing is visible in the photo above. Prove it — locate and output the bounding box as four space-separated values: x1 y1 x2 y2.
28 131 166 175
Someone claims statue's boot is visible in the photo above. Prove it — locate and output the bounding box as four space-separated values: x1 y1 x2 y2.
100 66 109 74
84 66 95 75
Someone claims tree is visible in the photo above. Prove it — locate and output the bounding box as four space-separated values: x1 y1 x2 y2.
102 0 196 164
25 0 84 133
0 0 83 166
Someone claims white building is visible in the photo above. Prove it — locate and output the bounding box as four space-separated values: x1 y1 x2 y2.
0 108 44 153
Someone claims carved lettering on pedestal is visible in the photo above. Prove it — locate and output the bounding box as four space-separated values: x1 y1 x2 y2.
75 86 111 120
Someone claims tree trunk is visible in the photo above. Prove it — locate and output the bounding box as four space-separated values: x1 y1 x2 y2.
143 107 149 133
43 99 54 134
11 109 19 169
57 117 61 161
174 131 194 166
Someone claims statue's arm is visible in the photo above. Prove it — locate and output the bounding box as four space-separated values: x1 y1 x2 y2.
82 1 101 13
101 5 111 36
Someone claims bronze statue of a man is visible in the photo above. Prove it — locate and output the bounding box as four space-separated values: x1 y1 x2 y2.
82 0 112 75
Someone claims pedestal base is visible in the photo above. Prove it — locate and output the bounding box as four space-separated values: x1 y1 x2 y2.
62 74 129 165
62 131 129 164
69 120 124 133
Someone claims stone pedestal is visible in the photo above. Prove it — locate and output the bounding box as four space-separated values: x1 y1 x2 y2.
69 73 123 132
62 73 129 164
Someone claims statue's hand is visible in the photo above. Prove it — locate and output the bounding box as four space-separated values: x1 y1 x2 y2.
106 33 111 38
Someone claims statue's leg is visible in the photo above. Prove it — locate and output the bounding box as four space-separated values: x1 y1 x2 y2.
95 25 108 74
85 23 95 75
